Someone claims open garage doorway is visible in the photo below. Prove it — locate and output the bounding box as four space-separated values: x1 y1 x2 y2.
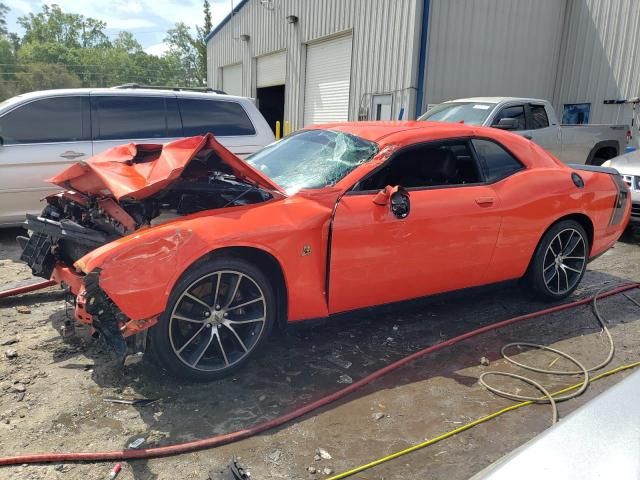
257 85 285 135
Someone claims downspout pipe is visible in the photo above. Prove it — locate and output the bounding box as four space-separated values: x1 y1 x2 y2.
414 0 431 118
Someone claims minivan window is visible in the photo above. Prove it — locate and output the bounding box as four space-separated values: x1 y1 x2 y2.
93 96 179 141
472 139 524 182
179 99 256 136
0 96 88 144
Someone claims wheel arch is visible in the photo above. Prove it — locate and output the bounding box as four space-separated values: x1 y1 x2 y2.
525 212 594 276
177 245 289 331
546 213 594 252
586 140 619 165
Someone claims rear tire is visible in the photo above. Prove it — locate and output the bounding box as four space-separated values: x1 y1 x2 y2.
149 256 276 381
527 220 589 301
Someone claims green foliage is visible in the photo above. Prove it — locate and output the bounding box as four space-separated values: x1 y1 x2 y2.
18 4 110 49
165 0 213 86
0 2 8 36
0 1 216 100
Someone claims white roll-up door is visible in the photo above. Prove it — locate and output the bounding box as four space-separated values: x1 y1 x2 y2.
303 35 353 126
222 63 243 96
257 51 286 88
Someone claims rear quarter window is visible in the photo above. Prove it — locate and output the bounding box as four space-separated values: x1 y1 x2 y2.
472 138 524 182
178 99 256 137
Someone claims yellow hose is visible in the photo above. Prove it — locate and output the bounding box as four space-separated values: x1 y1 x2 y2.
326 361 640 480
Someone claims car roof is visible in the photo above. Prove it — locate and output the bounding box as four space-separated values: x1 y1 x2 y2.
307 120 480 144
0 87 251 105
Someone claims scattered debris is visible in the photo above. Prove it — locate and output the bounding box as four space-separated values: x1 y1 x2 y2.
4 349 18 359
327 355 352 369
480 356 490 367
316 448 332 460
12 383 26 393
208 457 250 480
373 412 385 421
127 437 145 449
307 465 317 474
323 467 334 475
103 397 158 406
337 374 353 384
108 463 122 479
15 306 31 314
267 448 283 464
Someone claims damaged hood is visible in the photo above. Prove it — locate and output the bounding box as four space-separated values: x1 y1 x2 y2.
48 134 284 200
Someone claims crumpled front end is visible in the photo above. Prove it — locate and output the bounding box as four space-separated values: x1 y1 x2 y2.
19 134 281 359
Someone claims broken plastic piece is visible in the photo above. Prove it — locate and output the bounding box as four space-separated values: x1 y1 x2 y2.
208 457 250 480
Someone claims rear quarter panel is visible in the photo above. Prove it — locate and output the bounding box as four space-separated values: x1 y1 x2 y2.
483 165 621 284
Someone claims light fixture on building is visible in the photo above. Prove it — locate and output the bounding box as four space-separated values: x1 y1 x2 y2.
240 34 250 42
286 15 298 24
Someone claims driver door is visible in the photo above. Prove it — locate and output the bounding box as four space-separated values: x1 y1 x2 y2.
328 139 502 314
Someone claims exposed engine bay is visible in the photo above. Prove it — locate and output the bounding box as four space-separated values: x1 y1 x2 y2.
17 135 278 361
20 144 272 280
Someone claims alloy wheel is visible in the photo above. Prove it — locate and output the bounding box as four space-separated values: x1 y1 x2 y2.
168 270 267 372
542 228 587 295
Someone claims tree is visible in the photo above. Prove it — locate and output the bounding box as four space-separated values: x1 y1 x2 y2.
165 0 212 85
15 62 81 92
18 4 110 49
0 2 8 36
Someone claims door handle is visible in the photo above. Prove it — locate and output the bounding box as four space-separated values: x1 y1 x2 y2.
60 151 85 159
475 197 495 207
523 135 533 140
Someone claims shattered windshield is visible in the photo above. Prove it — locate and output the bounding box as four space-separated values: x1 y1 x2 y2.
247 129 378 194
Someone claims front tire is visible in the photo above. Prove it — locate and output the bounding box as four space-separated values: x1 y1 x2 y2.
528 220 589 301
149 256 276 381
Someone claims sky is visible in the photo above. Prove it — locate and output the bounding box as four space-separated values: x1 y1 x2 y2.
3 0 236 55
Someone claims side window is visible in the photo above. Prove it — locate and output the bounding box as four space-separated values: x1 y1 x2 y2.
492 105 526 130
358 140 483 191
529 104 550 129
472 139 524 182
0 96 89 144
93 96 177 140
179 99 256 136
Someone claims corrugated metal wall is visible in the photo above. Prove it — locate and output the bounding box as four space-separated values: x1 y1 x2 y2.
423 0 567 114
207 0 422 129
553 0 640 136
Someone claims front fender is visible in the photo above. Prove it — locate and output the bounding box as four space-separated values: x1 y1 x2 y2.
76 197 334 323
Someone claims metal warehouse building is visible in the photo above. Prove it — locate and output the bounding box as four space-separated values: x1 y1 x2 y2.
206 0 640 138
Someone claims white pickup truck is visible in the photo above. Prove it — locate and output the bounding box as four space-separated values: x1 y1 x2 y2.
419 97 629 165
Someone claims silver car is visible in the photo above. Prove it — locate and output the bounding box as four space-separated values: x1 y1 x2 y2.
603 149 640 224
0 87 275 226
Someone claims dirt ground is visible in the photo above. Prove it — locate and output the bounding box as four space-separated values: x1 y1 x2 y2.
0 226 639 480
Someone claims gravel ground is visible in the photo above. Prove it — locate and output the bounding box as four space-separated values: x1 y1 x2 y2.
0 226 639 480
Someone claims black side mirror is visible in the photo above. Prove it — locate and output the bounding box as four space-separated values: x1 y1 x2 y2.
390 188 410 219
494 117 519 130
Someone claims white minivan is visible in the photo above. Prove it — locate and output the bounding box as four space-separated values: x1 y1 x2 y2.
0 86 275 226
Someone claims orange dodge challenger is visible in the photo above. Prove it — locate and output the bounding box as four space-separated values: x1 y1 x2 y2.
19 122 631 380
